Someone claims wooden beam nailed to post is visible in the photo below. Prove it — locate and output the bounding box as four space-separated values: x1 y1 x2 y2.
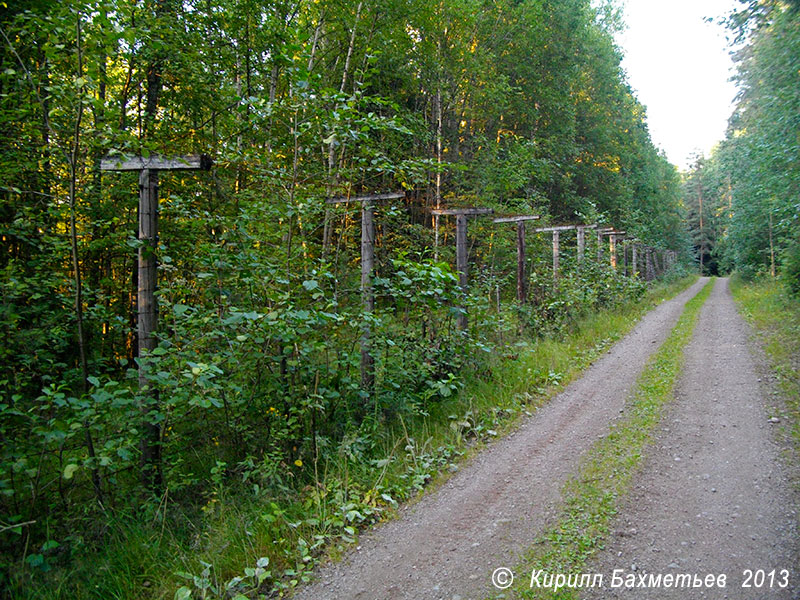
432 208 493 329
492 215 540 303
101 153 212 492
327 191 405 409
100 154 213 172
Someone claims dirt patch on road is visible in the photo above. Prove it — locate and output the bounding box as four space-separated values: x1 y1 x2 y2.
292 279 709 600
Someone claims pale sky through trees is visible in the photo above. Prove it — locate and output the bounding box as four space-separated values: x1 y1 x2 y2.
616 0 739 170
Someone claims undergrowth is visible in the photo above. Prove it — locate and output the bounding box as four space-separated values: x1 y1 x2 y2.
9 276 697 600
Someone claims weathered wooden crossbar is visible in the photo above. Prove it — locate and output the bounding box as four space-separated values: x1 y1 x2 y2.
491 215 541 224
100 154 213 172
430 207 494 216
532 224 579 233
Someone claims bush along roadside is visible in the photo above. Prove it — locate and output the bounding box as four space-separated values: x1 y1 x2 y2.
158 276 699 600
500 277 713 600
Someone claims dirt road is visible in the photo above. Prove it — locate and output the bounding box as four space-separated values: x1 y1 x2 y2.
292 279 710 600
583 277 799 599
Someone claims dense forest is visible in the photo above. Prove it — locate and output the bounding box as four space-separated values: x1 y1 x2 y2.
683 0 800 285
0 0 727 597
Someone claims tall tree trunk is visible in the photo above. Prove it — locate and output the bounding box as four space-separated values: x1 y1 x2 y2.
68 11 103 506
323 2 363 259
769 209 775 278
697 178 704 274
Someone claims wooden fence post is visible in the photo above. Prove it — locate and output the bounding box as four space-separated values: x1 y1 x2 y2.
597 229 603 262
492 215 540 303
360 197 375 393
622 240 628 275
552 230 560 280
456 214 468 328
101 153 212 492
609 233 617 270
575 224 597 269
328 191 405 408
432 208 493 329
598 229 625 270
138 168 159 488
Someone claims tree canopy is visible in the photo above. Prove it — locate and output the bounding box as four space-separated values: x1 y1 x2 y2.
682 0 800 285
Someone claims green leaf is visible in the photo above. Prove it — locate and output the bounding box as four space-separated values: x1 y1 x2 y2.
174 587 192 600
63 464 79 480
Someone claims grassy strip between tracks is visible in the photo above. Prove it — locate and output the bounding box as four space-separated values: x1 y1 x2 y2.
496 277 714 600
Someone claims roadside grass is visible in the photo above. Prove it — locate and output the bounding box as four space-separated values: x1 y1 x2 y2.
18 276 697 600
729 275 800 455
499 277 713 600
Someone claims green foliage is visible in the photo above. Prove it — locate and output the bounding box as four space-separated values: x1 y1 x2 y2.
780 241 800 297
687 2 800 278
0 0 690 595
730 275 800 462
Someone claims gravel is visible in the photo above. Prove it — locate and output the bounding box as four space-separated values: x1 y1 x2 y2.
582 278 799 599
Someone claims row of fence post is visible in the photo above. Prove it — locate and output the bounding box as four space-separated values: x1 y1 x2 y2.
99 153 681 449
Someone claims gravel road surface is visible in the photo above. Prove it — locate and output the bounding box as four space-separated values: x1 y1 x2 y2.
292 279 710 600
583 277 799 599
